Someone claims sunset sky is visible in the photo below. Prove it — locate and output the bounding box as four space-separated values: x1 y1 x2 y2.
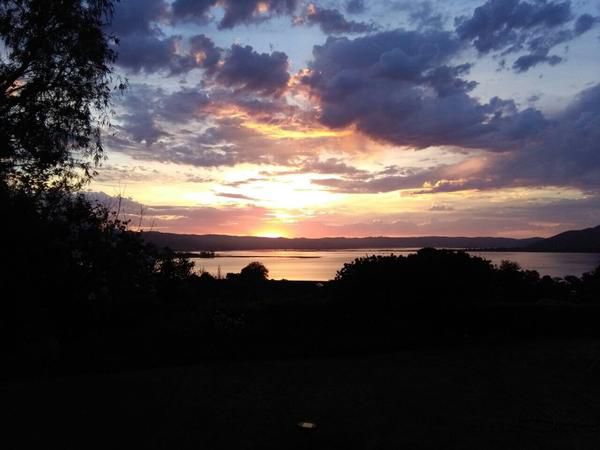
89 0 600 238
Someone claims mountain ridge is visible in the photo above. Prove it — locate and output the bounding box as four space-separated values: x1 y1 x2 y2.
526 225 600 252
141 231 545 251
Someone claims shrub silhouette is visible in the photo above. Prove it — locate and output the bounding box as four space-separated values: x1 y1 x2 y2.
495 260 540 301
334 248 495 307
581 265 600 303
240 261 269 282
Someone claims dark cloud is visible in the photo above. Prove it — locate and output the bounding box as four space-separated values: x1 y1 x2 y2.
512 52 562 72
111 0 200 74
115 85 167 145
456 0 572 53
112 1 224 76
115 34 197 74
501 83 600 189
317 83 600 196
117 84 210 127
170 0 216 24
171 0 299 29
119 111 168 145
303 30 547 151
304 4 377 34
455 0 597 72
574 13 599 35
346 0 366 14
189 34 222 73
215 45 290 96
158 87 210 123
220 0 299 29
110 0 169 37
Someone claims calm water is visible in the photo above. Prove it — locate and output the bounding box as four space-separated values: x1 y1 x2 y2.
190 249 600 281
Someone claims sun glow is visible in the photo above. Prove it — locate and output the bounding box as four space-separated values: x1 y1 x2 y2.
243 121 352 139
253 229 288 238
256 1 269 13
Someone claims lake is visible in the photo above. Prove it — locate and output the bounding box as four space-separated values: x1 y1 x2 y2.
190 249 600 281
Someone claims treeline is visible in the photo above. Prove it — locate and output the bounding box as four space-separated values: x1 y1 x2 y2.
333 248 600 305
4 244 600 380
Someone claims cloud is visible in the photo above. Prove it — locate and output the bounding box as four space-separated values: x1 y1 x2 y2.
574 13 600 35
455 0 599 72
171 0 299 29
158 87 210 123
86 191 273 234
115 34 198 74
115 85 167 145
110 0 169 37
215 44 290 96
108 81 334 169
318 82 600 196
303 30 547 152
170 0 216 24
512 52 562 72
500 83 600 189
391 1 445 30
214 192 259 201
189 34 222 73
111 0 201 74
345 0 366 15
456 0 572 53
112 1 224 76
114 84 210 139
261 157 367 177
302 4 377 34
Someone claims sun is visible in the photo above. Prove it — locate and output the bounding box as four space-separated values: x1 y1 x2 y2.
254 229 288 238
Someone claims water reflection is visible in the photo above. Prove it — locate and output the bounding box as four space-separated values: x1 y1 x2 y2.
190 249 600 281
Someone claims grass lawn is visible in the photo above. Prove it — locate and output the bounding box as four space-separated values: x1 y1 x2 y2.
3 338 600 449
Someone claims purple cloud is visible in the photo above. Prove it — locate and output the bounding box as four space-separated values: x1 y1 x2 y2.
303 5 377 34
456 0 598 72
215 44 290 96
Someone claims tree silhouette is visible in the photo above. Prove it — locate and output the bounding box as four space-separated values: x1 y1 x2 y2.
0 0 122 191
240 261 269 282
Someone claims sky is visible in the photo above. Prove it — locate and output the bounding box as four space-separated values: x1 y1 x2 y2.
88 0 600 238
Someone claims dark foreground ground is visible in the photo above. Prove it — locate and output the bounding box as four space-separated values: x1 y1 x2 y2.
3 338 600 449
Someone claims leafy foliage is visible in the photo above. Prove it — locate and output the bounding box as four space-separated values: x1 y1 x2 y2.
0 0 122 190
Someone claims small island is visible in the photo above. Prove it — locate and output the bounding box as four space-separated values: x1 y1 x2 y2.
176 250 217 258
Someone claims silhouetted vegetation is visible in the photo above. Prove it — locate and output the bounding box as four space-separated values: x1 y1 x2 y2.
1 0 121 191
240 261 269 282
334 248 600 306
334 248 495 308
0 0 198 378
3 1 600 383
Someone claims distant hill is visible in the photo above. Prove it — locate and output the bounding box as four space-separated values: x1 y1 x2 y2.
141 231 542 251
526 225 600 252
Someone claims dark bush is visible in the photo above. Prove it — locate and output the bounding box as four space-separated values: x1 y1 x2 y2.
334 248 495 307
240 261 269 283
